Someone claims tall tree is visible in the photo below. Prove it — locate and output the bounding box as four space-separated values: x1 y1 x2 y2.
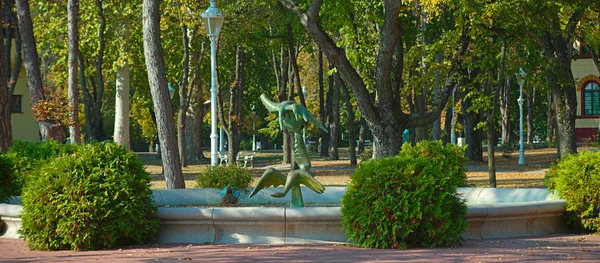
67 0 81 143
142 0 184 189
279 0 469 158
525 2 587 157
4 0 22 99
114 16 131 149
340 79 356 165
218 45 244 164
0 0 11 152
15 0 64 141
318 48 329 157
330 72 341 160
177 23 190 168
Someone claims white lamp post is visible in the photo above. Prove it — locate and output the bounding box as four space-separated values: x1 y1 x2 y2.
517 68 526 165
202 0 224 167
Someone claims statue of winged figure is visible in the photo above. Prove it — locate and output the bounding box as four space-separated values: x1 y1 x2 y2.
249 94 328 207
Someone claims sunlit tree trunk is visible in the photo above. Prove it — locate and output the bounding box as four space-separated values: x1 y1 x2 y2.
67 0 81 143
142 0 184 189
114 16 131 149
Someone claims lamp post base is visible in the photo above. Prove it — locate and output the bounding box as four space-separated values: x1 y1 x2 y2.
518 150 526 165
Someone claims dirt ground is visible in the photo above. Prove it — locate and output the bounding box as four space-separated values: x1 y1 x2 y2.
143 146 568 189
2 234 599 262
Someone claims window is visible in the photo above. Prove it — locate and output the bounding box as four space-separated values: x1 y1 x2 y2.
11 95 22 113
583 82 600 115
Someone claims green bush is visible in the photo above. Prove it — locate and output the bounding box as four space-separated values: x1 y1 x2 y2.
0 153 16 203
19 142 159 250
341 141 467 249
6 140 78 194
399 141 470 187
544 151 600 233
195 164 252 190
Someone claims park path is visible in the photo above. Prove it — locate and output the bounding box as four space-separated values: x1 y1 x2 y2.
1 234 599 262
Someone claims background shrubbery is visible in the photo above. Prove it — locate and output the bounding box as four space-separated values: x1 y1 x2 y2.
341 141 468 249
19 142 159 250
195 164 252 190
0 153 16 203
545 150 600 234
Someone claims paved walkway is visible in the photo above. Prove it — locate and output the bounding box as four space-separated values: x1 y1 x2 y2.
1 234 599 262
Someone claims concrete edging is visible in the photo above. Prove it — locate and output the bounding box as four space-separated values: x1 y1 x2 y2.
1 188 568 243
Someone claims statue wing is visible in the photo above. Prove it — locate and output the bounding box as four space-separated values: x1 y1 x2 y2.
249 168 286 198
271 169 325 198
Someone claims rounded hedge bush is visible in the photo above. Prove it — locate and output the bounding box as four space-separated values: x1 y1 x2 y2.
341 141 467 249
0 153 16 203
544 150 600 233
6 140 78 195
19 142 159 250
195 164 252 190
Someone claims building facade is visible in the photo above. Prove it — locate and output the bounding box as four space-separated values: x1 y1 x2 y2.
573 43 600 142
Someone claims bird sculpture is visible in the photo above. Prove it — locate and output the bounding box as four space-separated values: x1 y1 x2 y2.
249 94 328 207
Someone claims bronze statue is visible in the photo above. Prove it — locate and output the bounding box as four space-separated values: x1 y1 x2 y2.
249 94 328 207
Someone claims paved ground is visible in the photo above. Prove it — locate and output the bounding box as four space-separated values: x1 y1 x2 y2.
1 234 599 262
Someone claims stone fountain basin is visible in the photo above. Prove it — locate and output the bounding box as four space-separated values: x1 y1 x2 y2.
1 187 567 244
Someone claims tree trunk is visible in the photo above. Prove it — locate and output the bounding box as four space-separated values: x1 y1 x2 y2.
414 87 428 142
330 72 341 160
487 37 506 188
0 4 11 152
142 0 184 189
178 25 190 168
7 13 22 99
114 18 130 149
287 24 305 107
67 0 81 144
280 0 469 158
533 9 583 157
500 75 511 146
546 89 555 144
341 80 356 165
15 0 52 139
443 107 452 145
189 44 206 161
92 0 106 141
273 46 292 164
432 55 443 140
526 88 535 144
219 45 244 165
79 52 94 140
318 48 329 157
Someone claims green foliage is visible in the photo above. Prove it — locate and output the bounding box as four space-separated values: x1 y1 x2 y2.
400 141 470 188
6 140 78 194
19 142 158 250
195 164 252 190
544 151 600 233
0 154 16 203
341 141 467 249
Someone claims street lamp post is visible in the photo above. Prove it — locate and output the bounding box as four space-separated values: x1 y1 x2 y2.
517 68 526 165
202 0 224 167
